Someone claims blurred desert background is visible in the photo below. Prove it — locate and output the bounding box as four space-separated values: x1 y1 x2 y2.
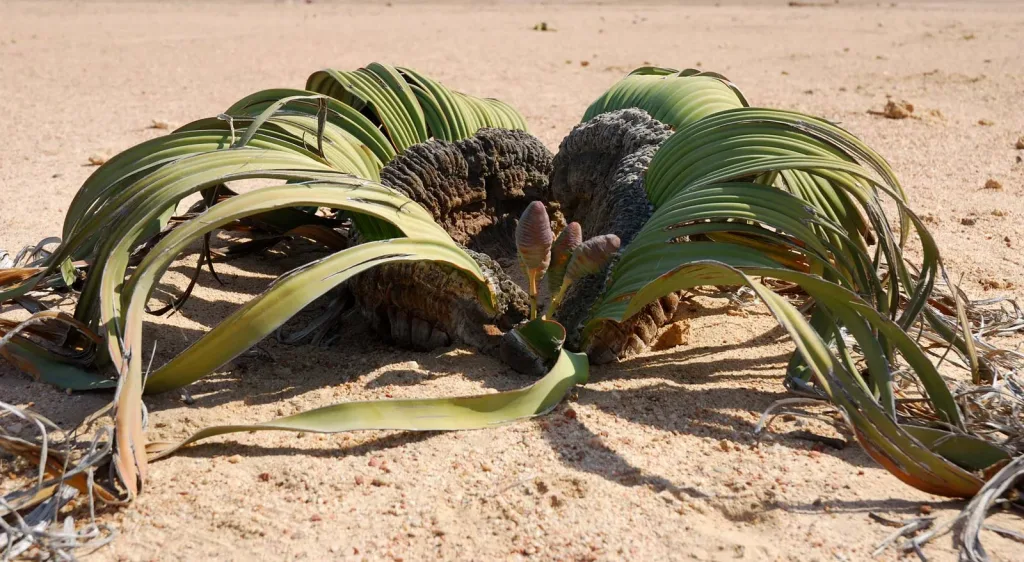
1 0 1022 560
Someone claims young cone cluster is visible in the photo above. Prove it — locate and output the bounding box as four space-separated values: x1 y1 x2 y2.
549 234 620 315
547 222 583 296
514 205 619 320
515 201 554 319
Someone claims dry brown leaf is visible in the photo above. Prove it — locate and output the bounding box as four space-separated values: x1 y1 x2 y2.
870 100 913 119
980 278 1015 291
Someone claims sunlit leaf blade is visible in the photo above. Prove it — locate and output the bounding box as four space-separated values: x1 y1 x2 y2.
146 349 588 461
580 71 1015 501
105 178 492 496
0 64 532 500
595 261 991 497
0 62 529 304
582 68 747 129
306 63 527 154
514 318 567 361
2 62 1020 557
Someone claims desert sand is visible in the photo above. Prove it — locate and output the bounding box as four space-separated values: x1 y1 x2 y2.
1 1 1023 560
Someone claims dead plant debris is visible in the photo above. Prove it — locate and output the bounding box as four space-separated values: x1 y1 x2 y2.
652 320 691 350
980 278 1015 291
869 100 914 119
86 153 109 166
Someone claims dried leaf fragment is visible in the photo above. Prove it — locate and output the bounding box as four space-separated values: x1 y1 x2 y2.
652 320 691 350
87 154 109 166
870 100 914 119
980 278 1015 290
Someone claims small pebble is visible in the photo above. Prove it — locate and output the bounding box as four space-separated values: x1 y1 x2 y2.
227 454 242 464
87 154 109 166
984 179 1003 190
919 504 933 515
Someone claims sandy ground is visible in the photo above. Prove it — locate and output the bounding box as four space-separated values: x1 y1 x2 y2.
2 1 1024 560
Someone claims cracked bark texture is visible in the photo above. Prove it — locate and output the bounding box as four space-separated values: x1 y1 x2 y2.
351 128 553 353
353 113 678 363
380 127 553 252
549 109 680 363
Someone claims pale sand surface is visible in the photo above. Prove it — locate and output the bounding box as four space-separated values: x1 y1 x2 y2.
1 1 1023 560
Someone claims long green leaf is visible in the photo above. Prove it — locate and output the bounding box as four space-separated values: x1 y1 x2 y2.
145 349 588 460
